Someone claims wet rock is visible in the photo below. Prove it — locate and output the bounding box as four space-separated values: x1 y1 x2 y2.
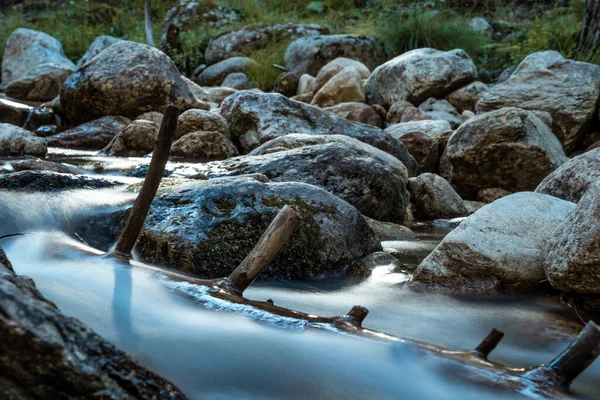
284 35 386 77
46 116 130 150
440 107 567 198
315 57 370 90
418 98 462 128
136 111 163 125
324 102 383 128
347 252 401 278
60 41 200 125
34 125 60 138
222 72 251 90
544 181 600 293
0 123 47 157
197 57 258 86
311 67 364 107
477 51 600 152
297 74 316 96
219 134 410 221
0 98 33 126
445 81 488 113
385 120 452 172
218 91 419 175
0 258 187 399
408 173 468 219
171 131 237 161
470 17 493 37
161 0 237 42
365 48 477 107
386 101 414 126
76 35 122 67
205 22 328 64
1 28 75 85
364 216 417 241
536 148 600 203
8 157 80 175
0 170 121 191
5 63 73 102
408 192 576 294
102 120 158 157
477 188 512 204
176 108 229 140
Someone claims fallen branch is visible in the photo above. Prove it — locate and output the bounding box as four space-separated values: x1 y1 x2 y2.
474 328 504 359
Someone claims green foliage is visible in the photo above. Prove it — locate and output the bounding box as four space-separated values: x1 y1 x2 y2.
246 40 291 91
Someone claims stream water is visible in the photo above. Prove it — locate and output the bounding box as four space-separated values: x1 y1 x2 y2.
1 149 599 399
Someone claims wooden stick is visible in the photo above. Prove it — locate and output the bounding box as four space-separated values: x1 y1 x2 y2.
221 205 299 295
340 306 369 327
144 0 155 47
474 328 504 359
111 104 179 259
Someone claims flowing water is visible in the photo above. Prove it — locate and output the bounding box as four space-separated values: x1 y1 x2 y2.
1 149 599 399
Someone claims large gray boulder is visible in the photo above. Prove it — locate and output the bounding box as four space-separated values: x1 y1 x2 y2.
84 177 381 279
60 41 202 125
1 28 75 85
364 48 477 108
0 251 187 399
284 35 386 77
407 173 468 219
205 23 329 65
440 107 568 198
46 116 130 150
76 35 122 67
477 51 600 152
5 63 73 101
536 148 600 203
0 123 47 157
218 91 419 175
196 57 258 86
170 130 237 161
407 192 576 294
544 181 600 293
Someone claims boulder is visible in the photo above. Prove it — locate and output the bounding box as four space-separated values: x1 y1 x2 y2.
204 87 237 105
76 35 122 67
324 102 383 128
0 123 47 157
215 134 410 222
400 106 433 123
364 217 417 241
385 120 452 172
0 98 33 126
222 72 251 90
60 41 200 125
365 48 477 107
536 148 600 203
445 81 488 113
440 107 568 198
311 67 364 107
407 192 576 294
407 173 468 219
477 51 600 152
218 91 419 174
1 28 75 85
204 23 329 64
102 120 158 157
196 57 258 86
7 158 80 175
469 17 493 37
5 63 73 101
0 255 186 399
418 98 462 128
544 181 600 293
136 111 163 125
0 170 121 191
171 131 237 161
273 72 299 97
315 57 370 90
161 0 237 42
88 177 382 279
386 101 414 126
46 116 130 150
477 188 512 204
297 74 317 96
176 108 229 140
284 35 386 77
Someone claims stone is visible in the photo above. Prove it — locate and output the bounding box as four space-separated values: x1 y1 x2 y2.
0 170 121 191
324 102 383 128
297 74 317 96
5 63 73 102
45 116 130 150
60 41 199 125
544 181 600 293
0 98 33 126
536 148 600 203
464 200 485 214
205 22 329 64
76 35 122 67
445 81 488 113
136 111 163 125
171 130 237 161
418 98 462 128
347 252 401 278
196 57 258 86
273 72 299 97
386 101 414 126
364 217 417 241
408 173 468 219
461 110 475 122
470 17 494 37
314 57 370 90
477 188 512 204
182 76 211 104
311 67 364 108
440 107 568 198
284 35 386 77
222 72 251 90
407 192 576 294
385 120 452 172
1 28 75 85
102 120 158 157
218 91 420 175
365 48 477 107
400 106 433 123
161 0 237 42
176 109 229 140
7 157 80 175
0 123 47 157
477 51 600 152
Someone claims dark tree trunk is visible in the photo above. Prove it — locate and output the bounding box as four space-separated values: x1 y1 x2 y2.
579 0 600 53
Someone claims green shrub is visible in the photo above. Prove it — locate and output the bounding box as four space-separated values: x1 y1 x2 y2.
246 40 292 91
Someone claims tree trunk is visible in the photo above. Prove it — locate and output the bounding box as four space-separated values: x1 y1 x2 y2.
579 0 600 53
